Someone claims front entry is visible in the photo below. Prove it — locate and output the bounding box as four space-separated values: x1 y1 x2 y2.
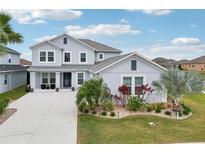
63 72 72 88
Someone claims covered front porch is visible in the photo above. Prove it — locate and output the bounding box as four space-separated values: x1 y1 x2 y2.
30 71 87 90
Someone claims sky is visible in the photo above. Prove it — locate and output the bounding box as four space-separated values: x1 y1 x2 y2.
4 9 205 60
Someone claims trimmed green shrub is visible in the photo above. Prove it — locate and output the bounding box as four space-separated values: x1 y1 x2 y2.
101 111 107 116
92 110 97 114
5 98 11 103
102 100 115 111
146 105 154 112
0 102 8 114
181 104 191 115
127 96 143 111
165 111 171 116
155 107 161 113
110 112 115 117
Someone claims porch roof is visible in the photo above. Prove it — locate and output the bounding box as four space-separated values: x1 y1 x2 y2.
28 65 94 72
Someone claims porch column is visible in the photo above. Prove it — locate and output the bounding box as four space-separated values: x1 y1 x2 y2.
56 72 60 89
30 72 36 89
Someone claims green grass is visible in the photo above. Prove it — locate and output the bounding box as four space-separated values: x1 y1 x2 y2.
78 94 205 143
0 86 27 103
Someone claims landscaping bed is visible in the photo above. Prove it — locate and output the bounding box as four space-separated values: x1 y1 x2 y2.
0 86 27 125
78 94 205 144
0 108 17 125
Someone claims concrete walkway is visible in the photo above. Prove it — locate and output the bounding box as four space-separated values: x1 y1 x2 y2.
0 91 77 144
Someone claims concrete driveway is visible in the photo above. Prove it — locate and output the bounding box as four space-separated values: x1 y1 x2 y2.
0 91 77 144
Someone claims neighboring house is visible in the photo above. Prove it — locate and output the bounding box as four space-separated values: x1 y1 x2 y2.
20 58 32 67
0 47 27 94
153 57 178 69
181 55 205 71
28 33 167 103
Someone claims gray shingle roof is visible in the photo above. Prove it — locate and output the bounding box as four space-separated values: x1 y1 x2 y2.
28 65 94 71
89 52 133 72
0 65 27 72
4 46 21 55
79 39 122 53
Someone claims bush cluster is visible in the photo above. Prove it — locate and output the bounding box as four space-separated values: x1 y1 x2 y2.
0 102 8 114
127 96 143 111
181 104 191 115
102 100 115 111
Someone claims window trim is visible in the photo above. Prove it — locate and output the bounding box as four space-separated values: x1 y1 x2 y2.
98 53 104 61
79 52 88 64
131 60 137 71
120 74 146 95
76 72 85 86
63 51 72 64
38 50 56 63
63 37 67 44
4 74 8 85
41 72 56 84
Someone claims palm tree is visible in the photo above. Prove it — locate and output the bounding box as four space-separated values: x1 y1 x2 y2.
152 69 203 103
0 12 23 55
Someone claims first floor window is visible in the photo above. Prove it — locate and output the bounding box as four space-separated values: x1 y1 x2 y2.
40 51 46 62
77 72 84 85
48 52 54 62
123 77 132 95
80 53 86 62
64 52 71 62
135 77 143 95
50 73 56 84
4 74 8 85
42 73 49 84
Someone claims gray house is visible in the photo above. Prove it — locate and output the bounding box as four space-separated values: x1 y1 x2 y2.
29 33 167 103
0 47 27 94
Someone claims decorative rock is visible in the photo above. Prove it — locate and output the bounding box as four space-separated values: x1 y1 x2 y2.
148 122 156 127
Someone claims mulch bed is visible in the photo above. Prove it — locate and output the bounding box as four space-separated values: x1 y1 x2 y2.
0 108 17 125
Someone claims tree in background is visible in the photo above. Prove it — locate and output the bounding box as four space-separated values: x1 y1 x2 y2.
0 12 23 56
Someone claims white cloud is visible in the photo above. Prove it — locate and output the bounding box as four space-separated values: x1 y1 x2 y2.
120 18 129 24
34 35 56 42
191 24 197 28
128 9 172 16
148 29 156 33
21 51 32 60
170 37 201 45
4 9 83 24
64 24 140 37
141 10 172 16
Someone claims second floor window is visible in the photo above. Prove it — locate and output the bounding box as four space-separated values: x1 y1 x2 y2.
64 52 71 62
80 53 87 63
98 53 104 61
131 60 137 70
40 51 46 62
48 52 54 62
63 38 67 44
8 58 11 63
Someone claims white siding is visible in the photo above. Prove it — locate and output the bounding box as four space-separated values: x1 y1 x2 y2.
51 35 95 65
94 52 120 62
99 55 166 103
0 53 20 64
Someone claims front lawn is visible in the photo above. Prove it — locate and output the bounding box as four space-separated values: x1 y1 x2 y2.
78 94 205 143
0 86 27 103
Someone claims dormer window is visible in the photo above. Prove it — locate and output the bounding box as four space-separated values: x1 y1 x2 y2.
63 38 67 44
98 53 104 61
131 60 137 70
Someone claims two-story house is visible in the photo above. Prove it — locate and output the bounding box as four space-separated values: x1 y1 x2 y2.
0 47 27 94
29 33 167 103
